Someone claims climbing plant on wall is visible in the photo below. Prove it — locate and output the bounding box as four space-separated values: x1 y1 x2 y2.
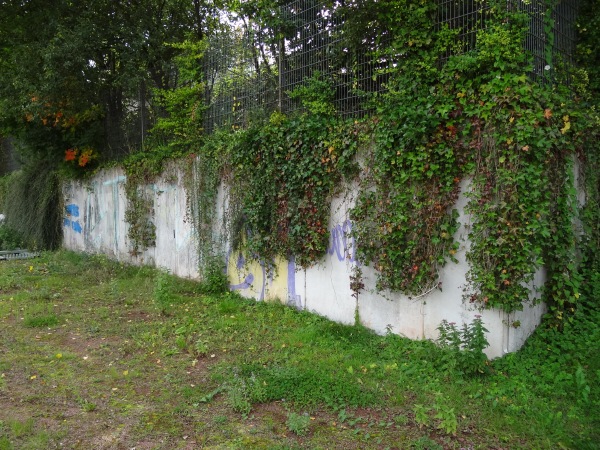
347 0 597 323
174 0 598 325
349 2 464 296
573 0 600 315
121 38 207 256
226 74 361 269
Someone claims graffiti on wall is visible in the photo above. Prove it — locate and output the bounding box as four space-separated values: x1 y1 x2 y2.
327 219 357 262
227 220 357 308
64 203 82 233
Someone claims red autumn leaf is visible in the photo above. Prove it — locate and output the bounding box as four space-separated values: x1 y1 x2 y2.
65 148 77 162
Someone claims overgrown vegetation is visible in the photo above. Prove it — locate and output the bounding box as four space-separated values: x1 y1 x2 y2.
344 0 598 320
226 99 360 269
0 251 597 448
0 161 62 250
116 0 599 323
0 0 598 317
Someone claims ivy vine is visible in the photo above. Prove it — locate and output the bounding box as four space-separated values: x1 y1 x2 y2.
114 0 599 325
123 153 163 255
347 0 597 321
227 104 360 269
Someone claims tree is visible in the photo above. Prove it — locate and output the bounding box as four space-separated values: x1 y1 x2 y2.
0 0 216 168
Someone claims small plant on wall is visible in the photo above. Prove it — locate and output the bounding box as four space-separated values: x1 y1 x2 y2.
123 152 163 256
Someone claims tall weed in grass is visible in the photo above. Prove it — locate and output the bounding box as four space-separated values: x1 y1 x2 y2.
154 270 174 315
436 316 489 376
200 256 228 295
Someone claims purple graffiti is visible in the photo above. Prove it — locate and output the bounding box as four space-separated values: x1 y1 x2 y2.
287 256 302 310
226 250 266 300
327 220 357 262
230 272 255 290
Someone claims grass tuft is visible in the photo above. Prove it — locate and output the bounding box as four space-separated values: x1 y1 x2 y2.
23 314 59 328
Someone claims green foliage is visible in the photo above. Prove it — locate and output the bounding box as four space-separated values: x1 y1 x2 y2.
227 103 360 268
285 411 311 436
201 256 229 295
0 0 213 166
347 0 597 318
413 404 430 429
181 132 223 277
576 0 600 97
0 225 24 251
226 370 268 417
123 185 156 255
154 271 175 315
350 90 464 294
23 314 60 328
122 145 177 255
0 176 24 250
411 436 443 450
288 71 336 116
436 317 489 376
492 296 600 447
0 162 62 250
575 0 600 315
433 395 458 436
123 37 208 259
147 39 207 155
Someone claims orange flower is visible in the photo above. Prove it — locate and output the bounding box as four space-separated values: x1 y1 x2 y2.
78 148 93 167
65 148 77 162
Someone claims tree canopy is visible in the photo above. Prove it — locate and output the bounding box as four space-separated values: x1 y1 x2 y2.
0 0 215 169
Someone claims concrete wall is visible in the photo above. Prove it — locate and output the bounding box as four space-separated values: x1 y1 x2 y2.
63 167 546 358
63 167 199 279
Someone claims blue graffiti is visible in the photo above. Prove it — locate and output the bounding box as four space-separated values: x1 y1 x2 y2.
72 220 82 233
64 203 82 234
65 204 80 217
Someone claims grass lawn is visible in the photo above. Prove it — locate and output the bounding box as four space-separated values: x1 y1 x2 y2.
0 251 598 449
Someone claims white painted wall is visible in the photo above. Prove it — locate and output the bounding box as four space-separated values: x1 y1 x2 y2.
63 167 199 279
62 168 546 358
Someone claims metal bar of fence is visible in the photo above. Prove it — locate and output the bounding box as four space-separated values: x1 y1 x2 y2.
0 249 40 260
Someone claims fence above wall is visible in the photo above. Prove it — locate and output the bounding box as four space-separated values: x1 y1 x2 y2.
202 0 580 133
203 0 389 132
